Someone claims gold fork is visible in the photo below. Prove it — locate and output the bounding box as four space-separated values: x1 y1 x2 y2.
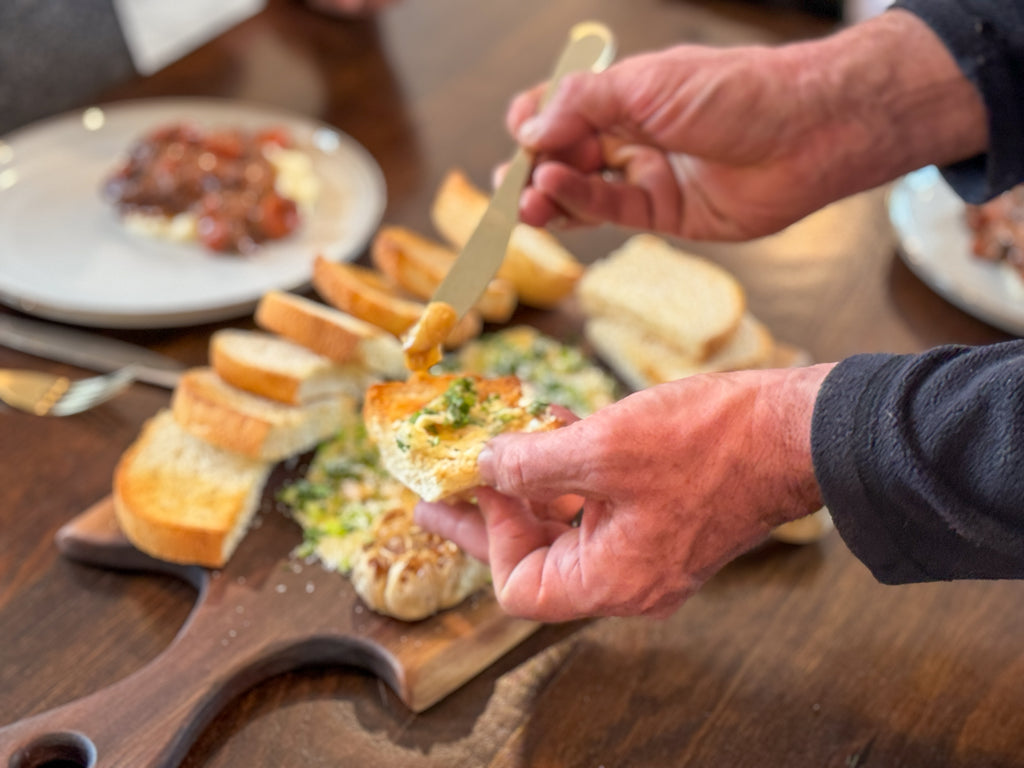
0 366 137 416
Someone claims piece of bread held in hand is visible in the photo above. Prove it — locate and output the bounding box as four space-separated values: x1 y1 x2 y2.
172 367 358 462
210 328 381 405
364 373 564 502
254 290 406 379
113 410 273 568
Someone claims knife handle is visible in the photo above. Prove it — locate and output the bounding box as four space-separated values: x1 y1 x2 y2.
487 22 616 245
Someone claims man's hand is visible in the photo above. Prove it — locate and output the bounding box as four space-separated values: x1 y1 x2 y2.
506 10 986 241
416 364 834 622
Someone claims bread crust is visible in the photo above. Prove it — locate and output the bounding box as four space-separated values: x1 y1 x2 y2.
113 410 272 567
256 290 361 362
171 367 356 461
313 256 422 337
371 226 517 323
312 255 483 349
254 291 405 378
211 331 303 405
430 169 582 308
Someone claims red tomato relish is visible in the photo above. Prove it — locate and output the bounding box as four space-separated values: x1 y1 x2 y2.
102 122 301 254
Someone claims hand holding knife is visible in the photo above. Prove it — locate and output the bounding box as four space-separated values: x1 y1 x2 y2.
403 21 616 372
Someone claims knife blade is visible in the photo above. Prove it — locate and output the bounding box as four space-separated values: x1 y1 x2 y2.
0 314 185 389
431 21 616 318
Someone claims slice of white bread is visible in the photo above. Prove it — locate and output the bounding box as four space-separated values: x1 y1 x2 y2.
254 290 406 379
310 255 482 348
430 169 583 308
172 367 358 462
349 506 491 621
578 235 746 361
113 409 273 568
210 328 379 406
585 313 775 391
364 373 563 502
371 225 517 323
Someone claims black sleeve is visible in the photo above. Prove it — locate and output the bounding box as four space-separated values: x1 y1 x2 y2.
891 0 1024 203
810 340 1024 583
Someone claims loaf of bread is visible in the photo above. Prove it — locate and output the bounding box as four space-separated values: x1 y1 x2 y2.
172 367 358 462
364 373 562 502
113 410 274 567
578 234 746 362
254 290 406 378
430 169 583 308
210 328 380 405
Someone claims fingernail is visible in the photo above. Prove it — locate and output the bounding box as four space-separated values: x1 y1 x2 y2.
477 445 495 482
517 116 542 145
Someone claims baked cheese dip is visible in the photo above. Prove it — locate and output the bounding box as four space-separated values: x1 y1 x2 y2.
442 326 620 416
278 421 414 573
102 122 319 254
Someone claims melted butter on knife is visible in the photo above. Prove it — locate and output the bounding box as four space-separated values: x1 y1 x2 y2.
402 301 458 373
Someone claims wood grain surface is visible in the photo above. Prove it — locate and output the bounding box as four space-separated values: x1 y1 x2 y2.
4 0 1024 766
0 492 538 766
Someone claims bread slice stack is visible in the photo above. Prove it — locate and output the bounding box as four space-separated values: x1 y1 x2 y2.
113 292 407 568
580 235 807 390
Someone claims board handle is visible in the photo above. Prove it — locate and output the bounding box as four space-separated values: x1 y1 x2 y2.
0 600 390 768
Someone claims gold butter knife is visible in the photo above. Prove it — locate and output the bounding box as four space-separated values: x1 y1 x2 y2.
402 22 615 371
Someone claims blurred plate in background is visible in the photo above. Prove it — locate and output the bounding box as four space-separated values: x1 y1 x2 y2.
0 98 385 328
890 165 1024 338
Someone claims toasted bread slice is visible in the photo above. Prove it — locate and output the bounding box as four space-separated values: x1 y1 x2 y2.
578 235 746 362
585 313 775 390
371 226 517 323
430 169 583 308
349 506 491 621
172 367 358 461
364 373 562 502
113 410 273 567
210 328 379 405
254 290 406 378
311 255 482 348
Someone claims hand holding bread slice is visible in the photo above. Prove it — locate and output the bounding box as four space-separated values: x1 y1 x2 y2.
364 372 564 502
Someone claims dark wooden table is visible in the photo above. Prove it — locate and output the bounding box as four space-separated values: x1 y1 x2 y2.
3 0 1023 765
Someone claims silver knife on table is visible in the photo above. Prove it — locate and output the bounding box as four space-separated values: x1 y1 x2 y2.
431 21 616 319
0 314 185 389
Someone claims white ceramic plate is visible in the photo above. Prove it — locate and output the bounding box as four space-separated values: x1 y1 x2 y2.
889 165 1024 337
0 98 386 328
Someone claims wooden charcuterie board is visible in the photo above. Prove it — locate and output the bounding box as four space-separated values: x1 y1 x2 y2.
0 471 538 767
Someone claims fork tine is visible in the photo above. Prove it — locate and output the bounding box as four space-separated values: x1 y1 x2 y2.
48 367 137 417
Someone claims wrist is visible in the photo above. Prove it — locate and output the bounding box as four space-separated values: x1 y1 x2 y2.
781 9 987 200
751 363 835 524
